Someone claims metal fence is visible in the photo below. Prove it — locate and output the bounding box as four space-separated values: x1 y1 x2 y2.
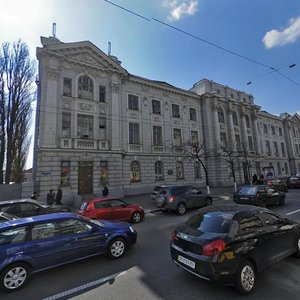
0 183 22 201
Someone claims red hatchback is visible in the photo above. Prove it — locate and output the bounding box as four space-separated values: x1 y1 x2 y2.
77 197 145 223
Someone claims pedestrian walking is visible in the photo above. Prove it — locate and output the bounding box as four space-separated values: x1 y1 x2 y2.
47 189 56 205
252 174 258 184
102 185 109 197
56 186 62 204
31 191 38 200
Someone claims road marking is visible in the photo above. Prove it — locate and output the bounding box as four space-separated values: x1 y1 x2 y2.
42 270 127 300
285 209 300 216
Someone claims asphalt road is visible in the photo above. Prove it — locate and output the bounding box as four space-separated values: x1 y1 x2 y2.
2 189 300 300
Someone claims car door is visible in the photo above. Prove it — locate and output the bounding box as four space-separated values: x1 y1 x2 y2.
109 199 129 221
19 202 43 217
94 200 113 220
56 218 108 261
259 212 297 262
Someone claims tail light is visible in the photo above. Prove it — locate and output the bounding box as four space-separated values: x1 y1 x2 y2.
169 195 175 203
202 239 226 256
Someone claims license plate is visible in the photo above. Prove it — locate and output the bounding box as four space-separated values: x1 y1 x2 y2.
178 255 195 269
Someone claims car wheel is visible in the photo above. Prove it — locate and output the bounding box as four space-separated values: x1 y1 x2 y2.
0 263 31 292
176 203 186 215
107 238 126 259
205 197 212 206
235 260 256 295
131 211 142 223
293 237 300 258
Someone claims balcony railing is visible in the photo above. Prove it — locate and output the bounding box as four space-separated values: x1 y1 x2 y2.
60 138 109 150
153 145 164 153
128 144 142 152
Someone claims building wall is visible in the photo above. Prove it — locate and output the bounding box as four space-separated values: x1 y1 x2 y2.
34 37 300 198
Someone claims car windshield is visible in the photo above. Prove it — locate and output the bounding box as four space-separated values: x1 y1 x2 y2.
237 187 257 195
185 211 233 233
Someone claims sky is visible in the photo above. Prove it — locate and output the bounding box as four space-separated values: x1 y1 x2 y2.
1 0 300 169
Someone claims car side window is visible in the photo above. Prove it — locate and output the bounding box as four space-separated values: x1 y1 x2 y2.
110 200 124 207
94 201 111 209
158 190 167 196
56 219 92 236
239 214 263 232
20 203 39 212
259 213 284 226
31 222 55 240
1 204 21 215
0 226 27 246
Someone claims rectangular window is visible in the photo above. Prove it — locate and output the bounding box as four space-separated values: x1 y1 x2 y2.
279 127 283 136
63 78 72 96
191 131 198 146
129 123 140 144
189 108 197 121
172 104 180 118
235 135 241 149
273 142 279 155
263 124 268 134
173 128 182 146
99 86 106 102
266 141 271 155
128 94 139 110
220 132 227 146
99 117 106 140
281 142 286 156
61 161 70 186
153 126 163 146
271 126 275 135
152 99 161 115
77 114 94 139
62 112 71 138
248 136 254 151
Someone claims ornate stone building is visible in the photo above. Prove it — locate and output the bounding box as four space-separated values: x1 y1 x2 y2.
34 36 300 197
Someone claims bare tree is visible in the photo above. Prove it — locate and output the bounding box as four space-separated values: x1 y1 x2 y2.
182 140 212 194
0 40 36 184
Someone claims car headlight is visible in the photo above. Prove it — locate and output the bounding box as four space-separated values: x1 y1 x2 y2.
129 226 135 233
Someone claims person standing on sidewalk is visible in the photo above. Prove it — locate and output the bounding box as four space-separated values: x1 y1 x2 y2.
56 186 63 204
102 185 109 197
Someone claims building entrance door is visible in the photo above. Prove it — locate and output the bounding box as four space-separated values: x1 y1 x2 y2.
78 161 93 194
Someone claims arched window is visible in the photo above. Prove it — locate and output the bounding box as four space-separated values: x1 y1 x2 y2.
194 162 201 179
176 161 184 179
78 75 94 100
232 111 238 126
217 108 225 123
130 161 140 182
155 161 164 181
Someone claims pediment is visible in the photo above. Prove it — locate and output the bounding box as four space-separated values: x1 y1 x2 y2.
291 113 300 124
43 40 127 75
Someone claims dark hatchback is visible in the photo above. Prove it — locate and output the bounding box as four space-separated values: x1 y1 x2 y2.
0 212 137 292
0 199 70 218
170 205 300 294
233 185 286 207
286 176 300 189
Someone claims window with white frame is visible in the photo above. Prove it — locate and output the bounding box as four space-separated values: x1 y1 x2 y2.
191 131 198 146
271 126 275 135
173 128 182 147
189 108 197 121
277 162 281 175
99 117 106 140
155 161 164 181
99 86 106 102
194 161 201 179
248 136 254 151
78 75 94 100
152 99 161 115
128 94 139 110
218 108 225 123
176 161 184 179
235 135 241 149
153 126 163 146
279 127 283 136
273 142 279 155
245 115 251 128
63 78 72 97
281 142 286 156
220 132 227 146
62 112 71 138
263 124 268 134
130 161 140 182
284 162 288 174
266 141 271 155
77 114 94 139
129 123 140 144
172 104 180 118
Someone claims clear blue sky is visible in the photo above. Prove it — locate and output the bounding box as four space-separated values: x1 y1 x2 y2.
1 0 300 168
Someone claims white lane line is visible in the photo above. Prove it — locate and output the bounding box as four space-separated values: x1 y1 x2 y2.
43 270 127 300
285 209 300 216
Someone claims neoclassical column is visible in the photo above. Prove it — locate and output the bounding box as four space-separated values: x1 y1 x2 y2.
227 109 235 147
110 83 121 150
212 101 221 146
252 115 261 155
241 111 249 150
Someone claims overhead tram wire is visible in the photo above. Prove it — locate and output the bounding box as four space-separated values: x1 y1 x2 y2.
103 0 300 88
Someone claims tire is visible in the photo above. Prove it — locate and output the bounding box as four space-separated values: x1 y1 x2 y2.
0 263 31 292
131 211 142 223
235 260 256 295
176 203 186 215
205 197 212 206
293 237 300 258
107 238 126 259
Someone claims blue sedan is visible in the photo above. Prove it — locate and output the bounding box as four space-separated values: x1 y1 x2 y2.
0 212 137 292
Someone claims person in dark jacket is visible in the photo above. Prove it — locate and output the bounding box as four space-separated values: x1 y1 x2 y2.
102 185 109 197
56 187 62 204
31 191 38 200
47 189 56 205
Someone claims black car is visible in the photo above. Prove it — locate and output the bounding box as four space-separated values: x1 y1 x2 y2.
154 185 212 215
286 176 300 189
233 185 285 207
266 179 288 192
0 212 18 222
0 199 71 218
170 204 300 295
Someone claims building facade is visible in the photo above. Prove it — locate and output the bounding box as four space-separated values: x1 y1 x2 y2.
34 36 300 197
